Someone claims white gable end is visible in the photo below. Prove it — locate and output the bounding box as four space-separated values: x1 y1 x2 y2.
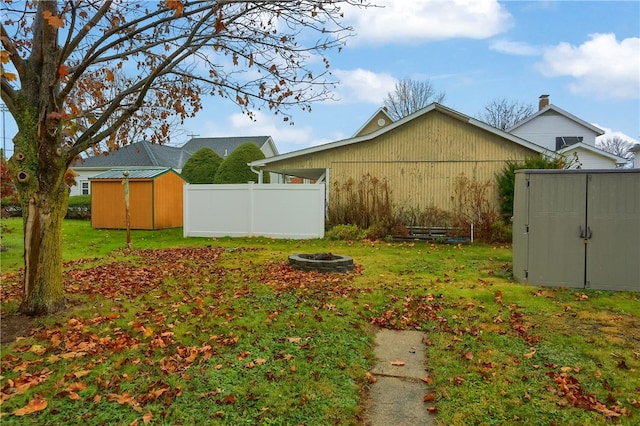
510 110 599 152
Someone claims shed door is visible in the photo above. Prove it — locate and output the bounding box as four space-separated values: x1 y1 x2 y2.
527 173 586 287
586 173 640 291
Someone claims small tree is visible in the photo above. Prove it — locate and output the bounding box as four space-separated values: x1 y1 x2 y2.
383 78 445 120
479 98 535 130
496 155 565 219
597 135 634 164
181 148 223 184
214 143 270 184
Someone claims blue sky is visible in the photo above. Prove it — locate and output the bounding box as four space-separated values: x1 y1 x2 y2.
179 0 640 155
1 0 639 157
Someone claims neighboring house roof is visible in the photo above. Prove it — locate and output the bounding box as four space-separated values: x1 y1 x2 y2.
74 136 277 170
507 104 605 136
182 136 277 158
250 103 550 178
76 141 185 169
558 142 628 167
352 108 394 137
89 168 180 180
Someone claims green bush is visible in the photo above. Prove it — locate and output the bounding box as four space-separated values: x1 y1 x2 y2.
66 195 91 220
68 194 91 206
495 155 565 220
2 195 92 219
325 224 365 241
181 147 223 184
213 143 270 184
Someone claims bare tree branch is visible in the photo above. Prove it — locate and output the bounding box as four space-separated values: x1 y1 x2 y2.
478 98 534 131
383 78 445 121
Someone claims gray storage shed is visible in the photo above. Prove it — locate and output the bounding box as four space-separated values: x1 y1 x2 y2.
512 169 639 292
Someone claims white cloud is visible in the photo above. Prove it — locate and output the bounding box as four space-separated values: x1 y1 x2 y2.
593 123 639 146
489 39 540 56
344 0 512 45
332 68 397 104
537 33 640 99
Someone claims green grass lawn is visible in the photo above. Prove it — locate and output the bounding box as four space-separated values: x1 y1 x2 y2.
1 218 639 425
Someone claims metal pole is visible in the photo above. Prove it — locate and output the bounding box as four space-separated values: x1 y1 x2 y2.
0 103 7 159
123 171 131 249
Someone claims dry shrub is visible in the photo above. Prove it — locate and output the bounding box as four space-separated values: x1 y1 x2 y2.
450 174 501 242
396 205 451 228
328 174 399 237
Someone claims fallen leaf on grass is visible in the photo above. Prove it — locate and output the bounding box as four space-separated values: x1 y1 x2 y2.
12 395 47 416
219 394 236 404
74 370 91 379
423 392 436 402
366 372 377 383
107 392 135 405
421 376 433 385
574 292 589 301
142 411 153 424
523 348 536 359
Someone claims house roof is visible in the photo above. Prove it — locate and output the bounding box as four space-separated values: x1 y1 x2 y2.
76 141 185 169
557 142 627 166
250 103 550 179
74 136 277 170
182 136 276 157
507 104 605 136
89 168 181 180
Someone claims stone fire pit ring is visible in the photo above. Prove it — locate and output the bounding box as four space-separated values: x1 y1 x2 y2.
288 253 355 273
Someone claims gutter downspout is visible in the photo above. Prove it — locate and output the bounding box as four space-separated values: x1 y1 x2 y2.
250 164 263 184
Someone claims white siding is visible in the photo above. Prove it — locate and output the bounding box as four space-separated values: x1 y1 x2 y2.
69 168 108 196
564 147 618 169
511 110 599 150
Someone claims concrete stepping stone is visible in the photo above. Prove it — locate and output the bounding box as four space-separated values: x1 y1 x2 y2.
365 328 436 426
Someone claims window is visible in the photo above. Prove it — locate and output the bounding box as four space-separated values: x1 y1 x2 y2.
556 136 583 150
81 181 89 195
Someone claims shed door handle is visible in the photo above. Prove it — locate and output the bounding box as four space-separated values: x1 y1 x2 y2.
579 226 593 240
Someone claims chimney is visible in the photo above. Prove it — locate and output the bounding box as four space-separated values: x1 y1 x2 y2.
539 94 549 111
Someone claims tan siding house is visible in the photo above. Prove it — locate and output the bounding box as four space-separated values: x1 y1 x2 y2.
250 103 548 213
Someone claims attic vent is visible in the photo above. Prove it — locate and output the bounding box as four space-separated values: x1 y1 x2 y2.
555 136 583 150
377 118 386 126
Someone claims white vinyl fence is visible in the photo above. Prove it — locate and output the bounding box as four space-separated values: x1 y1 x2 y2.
183 183 325 239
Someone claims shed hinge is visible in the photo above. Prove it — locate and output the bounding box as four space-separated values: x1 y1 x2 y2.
524 270 528 279
585 280 591 289
525 225 529 233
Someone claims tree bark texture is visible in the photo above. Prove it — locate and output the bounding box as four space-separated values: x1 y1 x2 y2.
7 1 69 315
